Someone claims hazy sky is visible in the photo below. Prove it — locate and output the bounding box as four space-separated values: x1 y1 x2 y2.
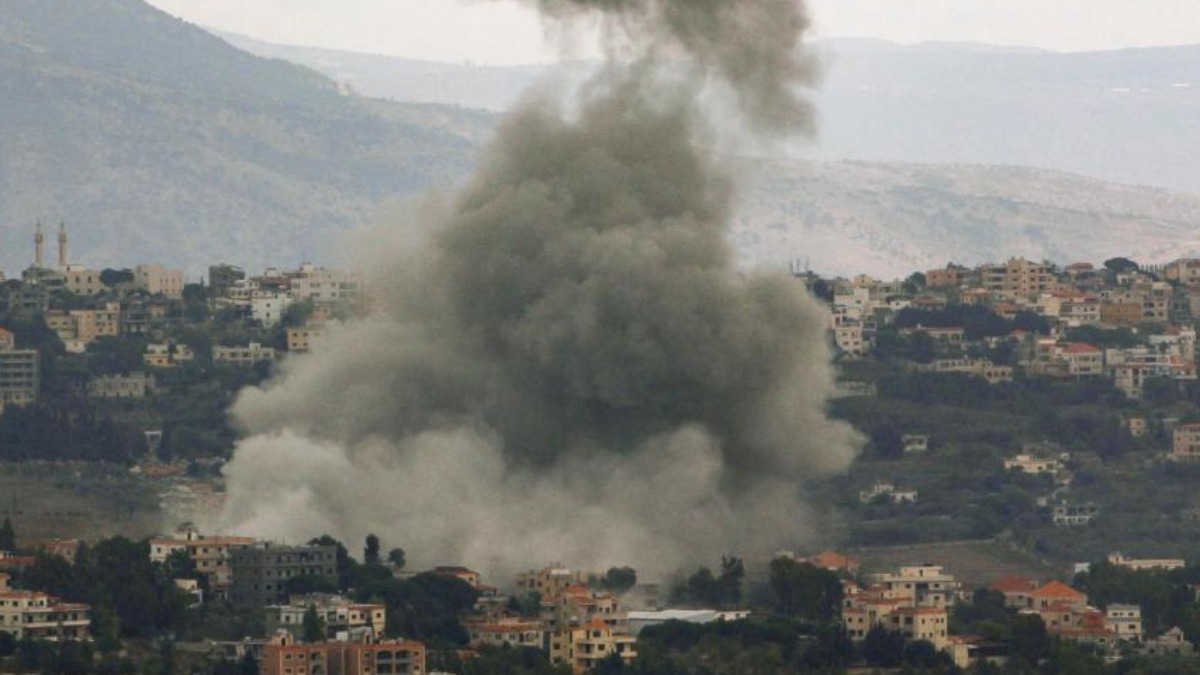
147 0 1200 65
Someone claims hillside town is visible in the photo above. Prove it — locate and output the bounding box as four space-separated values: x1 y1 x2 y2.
11 229 1200 673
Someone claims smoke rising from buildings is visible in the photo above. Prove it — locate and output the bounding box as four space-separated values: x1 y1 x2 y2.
216 0 861 575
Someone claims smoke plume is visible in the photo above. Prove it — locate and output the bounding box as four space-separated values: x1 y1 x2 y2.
216 0 860 577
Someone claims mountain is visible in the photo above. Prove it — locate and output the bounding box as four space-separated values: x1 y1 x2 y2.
0 0 492 276
733 160 1200 278
222 34 1200 195
2 2 1199 281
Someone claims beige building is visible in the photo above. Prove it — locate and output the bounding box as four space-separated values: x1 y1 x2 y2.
980 258 1054 299
87 372 155 399
287 327 324 353
72 303 122 341
266 594 386 638
61 265 104 296
144 343 195 368
135 264 185 298
549 617 638 673
149 528 257 599
468 616 546 650
214 342 277 365
1108 552 1185 572
1171 424 1200 461
0 587 91 640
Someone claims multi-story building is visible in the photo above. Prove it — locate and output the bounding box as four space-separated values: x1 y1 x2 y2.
72 303 122 341
0 580 91 641
144 343 195 368
214 343 277 365
0 340 39 407
260 630 427 675
1171 424 1200 461
287 327 325 353
60 265 104 296
87 372 156 399
980 258 1054 299
467 616 546 650
231 543 339 606
209 264 247 298
842 569 952 651
517 566 586 597
252 293 293 328
265 594 386 638
150 528 258 600
549 617 638 672
1107 552 1186 572
134 264 185 298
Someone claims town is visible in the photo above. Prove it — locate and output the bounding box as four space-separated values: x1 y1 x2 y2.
8 226 1200 673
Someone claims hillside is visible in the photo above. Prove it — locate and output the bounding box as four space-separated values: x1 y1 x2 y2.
223 34 1200 196
0 0 491 275
733 160 1200 278
2 2 1199 280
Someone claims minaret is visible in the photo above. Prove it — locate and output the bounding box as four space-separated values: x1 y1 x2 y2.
57 222 68 268
34 221 44 267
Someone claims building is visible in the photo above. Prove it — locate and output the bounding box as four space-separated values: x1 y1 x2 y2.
252 293 293 328
1053 503 1100 526
981 258 1054 299
549 617 638 673
467 616 546 649
0 328 15 351
60 266 104 296
150 528 258 600
0 584 91 640
1107 552 1186 572
144 343 195 368
518 566 586 597
231 543 339 606
1172 424 1200 461
1105 604 1143 641
209 264 246 298
920 358 1014 384
87 372 156 399
260 630 426 675
214 343 277 365
134 264 185 298
265 595 386 639
989 575 1039 609
798 550 860 575
859 481 918 504
1143 627 1195 657
902 434 929 453
287 327 325 353
1003 454 1063 475
0 343 39 407
71 303 122 341
868 564 963 608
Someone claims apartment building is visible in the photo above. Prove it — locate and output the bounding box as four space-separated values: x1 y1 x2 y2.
231 543 339 606
260 630 426 675
265 594 386 638
0 585 91 640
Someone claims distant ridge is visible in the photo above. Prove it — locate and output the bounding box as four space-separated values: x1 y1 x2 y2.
0 0 491 275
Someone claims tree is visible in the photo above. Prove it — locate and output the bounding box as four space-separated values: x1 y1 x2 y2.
718 556 745 607
768 557 842 622
364 534 381 565
302 605 325 642
1010 613 1051 665
600 567 637 595
387 548 406 570
862 626 905 667
1104 257 1140 275
902 272 927 296
0 517 15 551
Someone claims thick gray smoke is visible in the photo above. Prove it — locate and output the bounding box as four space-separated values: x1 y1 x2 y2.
215 0 860 577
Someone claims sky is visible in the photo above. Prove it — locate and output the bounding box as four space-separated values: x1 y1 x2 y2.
145 0 1200 65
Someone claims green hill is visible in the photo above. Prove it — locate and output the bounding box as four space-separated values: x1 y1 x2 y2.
0 0 491 275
